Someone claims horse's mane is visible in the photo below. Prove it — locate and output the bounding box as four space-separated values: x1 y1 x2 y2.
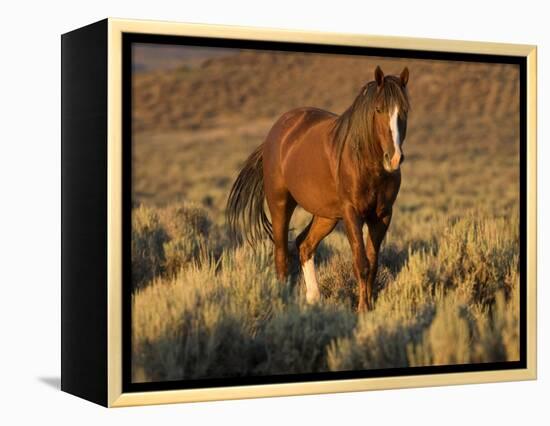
332 76 410 173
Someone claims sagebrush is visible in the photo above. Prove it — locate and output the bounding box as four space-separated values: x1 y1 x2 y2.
132 204 519 381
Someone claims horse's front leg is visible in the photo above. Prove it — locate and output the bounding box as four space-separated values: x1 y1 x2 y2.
342 206 371 312
365 212 392 308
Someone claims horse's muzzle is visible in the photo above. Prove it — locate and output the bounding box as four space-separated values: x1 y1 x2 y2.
383 152 402 172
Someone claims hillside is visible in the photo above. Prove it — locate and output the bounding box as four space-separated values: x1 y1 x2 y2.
132 50 519 136
131 50 519 210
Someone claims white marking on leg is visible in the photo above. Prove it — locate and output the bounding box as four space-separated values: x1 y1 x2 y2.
302 256 320 303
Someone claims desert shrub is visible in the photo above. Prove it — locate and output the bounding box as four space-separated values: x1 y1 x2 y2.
159 202 216 277
378 214 518 315
434 214 519 307
132 205 168 289
318 255 357 309
131 202 222 290
378 242 412 275
255 304 356 375
407 293 473 366
327 305 434 371
408 281 519 367
159 202 212 238
132 260 254 381
328 214 520 371
132 242 288 381
218 243 292 334
472 269 520 362
376 247 437 317
132 200 521 381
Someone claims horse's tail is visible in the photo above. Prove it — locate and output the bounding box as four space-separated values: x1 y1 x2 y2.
226 144 273 245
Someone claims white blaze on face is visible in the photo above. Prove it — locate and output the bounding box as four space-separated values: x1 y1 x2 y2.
389 106 402 167
302 256 320 303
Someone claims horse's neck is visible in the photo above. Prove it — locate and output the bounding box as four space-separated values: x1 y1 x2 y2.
336 137 385 192
342 133 383 173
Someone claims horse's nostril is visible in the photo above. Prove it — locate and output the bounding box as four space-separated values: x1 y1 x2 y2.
400 154 405 164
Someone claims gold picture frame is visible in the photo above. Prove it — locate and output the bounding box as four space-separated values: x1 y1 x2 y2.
61 17 537 407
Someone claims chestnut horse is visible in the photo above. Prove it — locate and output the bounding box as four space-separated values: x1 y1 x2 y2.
227 66 410 311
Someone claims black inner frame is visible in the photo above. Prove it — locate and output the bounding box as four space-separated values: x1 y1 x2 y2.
122 32 528 393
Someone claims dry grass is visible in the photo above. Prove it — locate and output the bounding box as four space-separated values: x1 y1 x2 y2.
130 49 520 382
132 209 519 381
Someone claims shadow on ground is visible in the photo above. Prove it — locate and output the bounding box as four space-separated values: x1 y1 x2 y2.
38 376 60 390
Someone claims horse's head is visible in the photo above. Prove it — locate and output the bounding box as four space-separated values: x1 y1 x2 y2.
371 66 409 173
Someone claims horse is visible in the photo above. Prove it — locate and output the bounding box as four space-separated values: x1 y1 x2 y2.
227 66 410 312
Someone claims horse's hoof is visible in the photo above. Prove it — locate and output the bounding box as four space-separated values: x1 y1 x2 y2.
356 302 371 313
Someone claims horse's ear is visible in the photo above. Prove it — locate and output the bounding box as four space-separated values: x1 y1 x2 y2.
400 67 409 87
375 66 384 87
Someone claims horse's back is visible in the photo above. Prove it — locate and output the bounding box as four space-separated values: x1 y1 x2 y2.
262 107 342 218
263 106 335 156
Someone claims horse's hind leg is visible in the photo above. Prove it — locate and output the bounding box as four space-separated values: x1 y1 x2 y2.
266 191 296 281
296 216 338 303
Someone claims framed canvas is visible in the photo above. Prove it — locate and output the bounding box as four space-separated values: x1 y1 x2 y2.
61 18 537 407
